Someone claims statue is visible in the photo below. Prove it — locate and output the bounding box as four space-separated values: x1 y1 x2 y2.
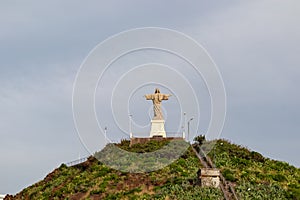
145 88 171 120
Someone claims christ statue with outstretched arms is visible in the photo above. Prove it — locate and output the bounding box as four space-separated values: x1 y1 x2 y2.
144 88 171 120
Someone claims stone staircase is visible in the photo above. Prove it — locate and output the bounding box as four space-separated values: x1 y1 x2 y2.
192 146 239 200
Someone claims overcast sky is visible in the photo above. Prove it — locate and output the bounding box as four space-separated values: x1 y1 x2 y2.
1 0 300 195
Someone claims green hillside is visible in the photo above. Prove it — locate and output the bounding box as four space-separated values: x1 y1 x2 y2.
5 138 300 200
206 140 300 199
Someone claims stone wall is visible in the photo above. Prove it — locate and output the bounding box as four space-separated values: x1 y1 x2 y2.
199 168 220 188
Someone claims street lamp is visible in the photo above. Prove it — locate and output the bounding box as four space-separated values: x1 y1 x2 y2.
129 114 133 138
182 112 187 139
104 126 107 142
187 117 194 142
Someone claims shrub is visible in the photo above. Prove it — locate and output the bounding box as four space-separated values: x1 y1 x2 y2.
193 135 206 145
250 151 265 162
272 174 287 182
222 168 237 182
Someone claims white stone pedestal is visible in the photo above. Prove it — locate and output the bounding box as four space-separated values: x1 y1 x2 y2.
150 120 166 137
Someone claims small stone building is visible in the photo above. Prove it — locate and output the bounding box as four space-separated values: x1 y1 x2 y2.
199 168 220 188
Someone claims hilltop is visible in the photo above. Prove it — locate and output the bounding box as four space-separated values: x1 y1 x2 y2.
5 138 300 200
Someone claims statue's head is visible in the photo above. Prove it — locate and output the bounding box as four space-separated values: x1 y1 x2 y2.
155 88 160 93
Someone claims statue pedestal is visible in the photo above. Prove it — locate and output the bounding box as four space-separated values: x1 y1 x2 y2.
150 120 166 137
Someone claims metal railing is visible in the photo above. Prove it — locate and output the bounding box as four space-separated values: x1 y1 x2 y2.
66 156 89 167
131 132 184 138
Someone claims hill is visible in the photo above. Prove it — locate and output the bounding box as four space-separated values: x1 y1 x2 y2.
5 138 300 200
206 139 300 199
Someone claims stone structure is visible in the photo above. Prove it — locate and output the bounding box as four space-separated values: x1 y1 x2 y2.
199 168 220 188
144 88 171 137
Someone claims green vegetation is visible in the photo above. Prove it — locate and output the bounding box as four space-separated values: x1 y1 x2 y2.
94 139 190 173
9 139 222 199
116 139 170 152
8 138 300 200
205 139 300 200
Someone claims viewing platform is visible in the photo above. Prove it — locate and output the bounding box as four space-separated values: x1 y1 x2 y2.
130 132 185 146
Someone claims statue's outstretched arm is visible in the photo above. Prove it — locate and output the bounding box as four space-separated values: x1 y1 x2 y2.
144 94 153 100
162 94 172 100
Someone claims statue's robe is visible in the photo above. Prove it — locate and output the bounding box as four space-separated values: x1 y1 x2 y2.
145 93 170 120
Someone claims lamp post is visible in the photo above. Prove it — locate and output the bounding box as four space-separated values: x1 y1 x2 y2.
129 114 133 138
104 126 107 142
182 112 186 139
187 117 193 142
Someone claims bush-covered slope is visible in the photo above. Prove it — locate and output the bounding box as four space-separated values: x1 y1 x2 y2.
206 139 300 200
6 140 222 200
5 139 300 200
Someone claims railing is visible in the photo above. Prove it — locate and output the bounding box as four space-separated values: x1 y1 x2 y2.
228 182 239 200
131 132 185 138
191 146 208 168
219 184 231 200
192 145 239 200
66 156 89 167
